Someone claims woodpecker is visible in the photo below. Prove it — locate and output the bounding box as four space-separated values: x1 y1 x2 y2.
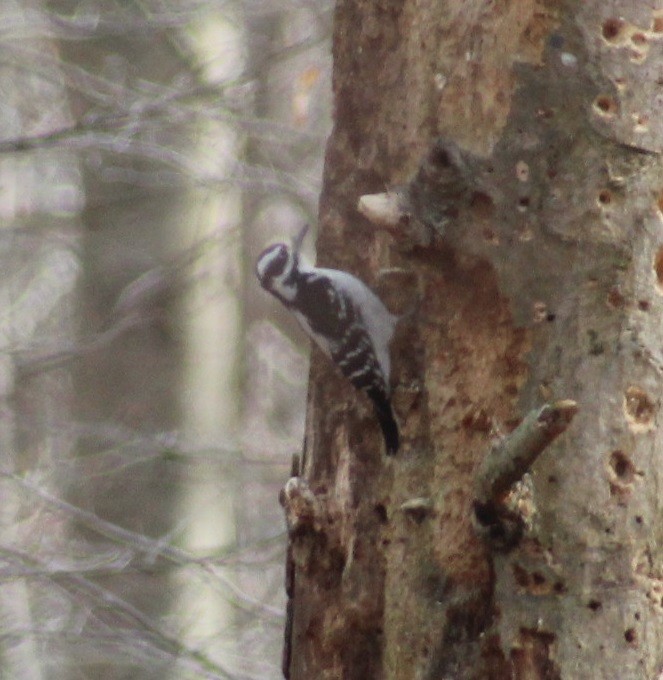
256 225 399 454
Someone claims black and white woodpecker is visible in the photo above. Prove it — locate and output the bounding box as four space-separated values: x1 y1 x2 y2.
255 225 399 454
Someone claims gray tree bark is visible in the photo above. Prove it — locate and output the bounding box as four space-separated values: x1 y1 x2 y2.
285 1 663 678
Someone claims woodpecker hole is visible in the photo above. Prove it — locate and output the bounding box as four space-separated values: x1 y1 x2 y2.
634 114 649 131
614 77 626 90
515 160 530 182
624 628 637 644
593 95 618 117
638 300 650 311
429 145 451 168
606 287 625 308
532 572 546 586
588 599 603 612
653 16 663 33
654 247 663 291
517 196 530 211
512 564 531 588
374 503 388 524
631 32 648 46
597 189 613 206
602 18 626 43
624 386 656 429
609 450 636 483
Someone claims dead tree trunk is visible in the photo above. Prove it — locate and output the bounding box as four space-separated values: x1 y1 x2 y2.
284 1 663 678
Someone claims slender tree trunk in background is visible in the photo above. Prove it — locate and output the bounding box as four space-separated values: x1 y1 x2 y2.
0 2 81 678
286 2 663 678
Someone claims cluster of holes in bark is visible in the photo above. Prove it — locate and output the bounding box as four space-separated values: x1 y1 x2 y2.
603 13 663 41
512 564 565 595
601 14 659 70
595 14 663 130
601 18 649 47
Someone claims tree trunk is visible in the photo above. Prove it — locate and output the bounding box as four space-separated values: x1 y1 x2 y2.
285 1 663 678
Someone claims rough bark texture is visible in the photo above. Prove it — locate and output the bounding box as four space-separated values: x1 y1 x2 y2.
286 1 663 678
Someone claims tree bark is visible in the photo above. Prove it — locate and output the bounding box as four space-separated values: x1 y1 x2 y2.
285 1 663 678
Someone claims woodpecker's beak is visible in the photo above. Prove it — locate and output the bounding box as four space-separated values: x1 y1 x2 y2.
292 224 309 255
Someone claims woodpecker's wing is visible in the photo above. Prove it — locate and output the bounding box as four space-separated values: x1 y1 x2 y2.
301 266 397 383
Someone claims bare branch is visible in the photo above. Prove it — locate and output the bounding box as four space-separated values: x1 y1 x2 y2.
474 400 578 505
473 401 578 551
3 473 284 620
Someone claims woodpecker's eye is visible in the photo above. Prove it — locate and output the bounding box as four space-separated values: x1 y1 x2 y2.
256 244 290 283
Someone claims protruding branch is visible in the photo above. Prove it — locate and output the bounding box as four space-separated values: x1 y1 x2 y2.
473 400 578 550
475 400 578 504
358 190 409 228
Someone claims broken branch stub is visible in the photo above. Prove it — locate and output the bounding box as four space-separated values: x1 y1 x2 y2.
473 400 578 550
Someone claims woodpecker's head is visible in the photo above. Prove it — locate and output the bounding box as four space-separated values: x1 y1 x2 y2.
255 224 309 303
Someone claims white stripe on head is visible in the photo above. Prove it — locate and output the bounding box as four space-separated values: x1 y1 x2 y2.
256 242 300 301
256 243 288 282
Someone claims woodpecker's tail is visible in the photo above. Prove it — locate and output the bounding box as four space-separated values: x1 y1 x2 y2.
368 389 399 455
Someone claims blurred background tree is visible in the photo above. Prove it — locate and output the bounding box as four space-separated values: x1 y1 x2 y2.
0 1 331 678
